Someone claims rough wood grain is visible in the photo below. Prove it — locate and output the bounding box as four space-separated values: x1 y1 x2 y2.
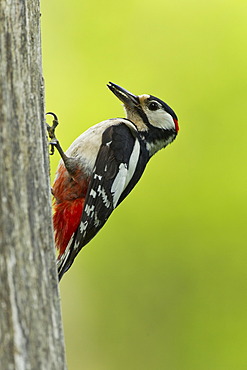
0 1 67 369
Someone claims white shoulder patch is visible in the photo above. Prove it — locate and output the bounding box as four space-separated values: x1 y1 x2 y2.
125 139 140 186
111 163 128 208
111 138 140 208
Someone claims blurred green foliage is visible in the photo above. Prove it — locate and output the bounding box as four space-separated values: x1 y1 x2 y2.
41 0 247 369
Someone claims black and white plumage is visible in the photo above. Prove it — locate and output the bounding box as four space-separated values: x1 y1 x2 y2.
51 82 179 280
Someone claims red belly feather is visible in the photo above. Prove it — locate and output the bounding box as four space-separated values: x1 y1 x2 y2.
53 198 85 256
52 164 89 256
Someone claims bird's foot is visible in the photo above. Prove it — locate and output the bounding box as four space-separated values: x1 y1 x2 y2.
46 112 60 155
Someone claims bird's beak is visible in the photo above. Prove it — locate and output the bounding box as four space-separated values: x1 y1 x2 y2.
107 82 139 108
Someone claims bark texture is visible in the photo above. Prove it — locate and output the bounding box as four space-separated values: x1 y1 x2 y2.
0 1 66 369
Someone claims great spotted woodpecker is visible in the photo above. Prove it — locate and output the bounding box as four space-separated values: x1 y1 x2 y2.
47 82 179 281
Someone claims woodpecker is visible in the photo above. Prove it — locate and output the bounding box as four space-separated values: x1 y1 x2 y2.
47 82 179 281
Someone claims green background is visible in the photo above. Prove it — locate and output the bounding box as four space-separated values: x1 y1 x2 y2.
41 1 247 369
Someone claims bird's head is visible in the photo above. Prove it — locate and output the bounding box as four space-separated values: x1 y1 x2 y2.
107 82 179 135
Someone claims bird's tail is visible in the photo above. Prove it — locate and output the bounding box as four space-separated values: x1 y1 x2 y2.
56 234 78 281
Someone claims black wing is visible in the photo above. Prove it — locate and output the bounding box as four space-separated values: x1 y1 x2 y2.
57 122 148 280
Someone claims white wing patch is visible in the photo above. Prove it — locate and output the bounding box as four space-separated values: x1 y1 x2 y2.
111 163 128 208
89 189 97 198
125 139 140 189
84 204 95 217
111 138 140 208
94 212 100 227
80 220 88 235
94 174 102 180
97 185 111 208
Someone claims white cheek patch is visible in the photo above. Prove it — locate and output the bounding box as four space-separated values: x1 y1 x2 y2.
145 109 176 131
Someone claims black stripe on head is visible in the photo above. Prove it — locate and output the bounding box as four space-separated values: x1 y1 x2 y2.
148 95 178 121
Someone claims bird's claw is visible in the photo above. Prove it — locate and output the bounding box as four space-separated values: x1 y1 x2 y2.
48 138 59 155
46 112 59 155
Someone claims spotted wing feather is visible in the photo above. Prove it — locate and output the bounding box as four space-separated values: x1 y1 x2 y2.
57 122 142 280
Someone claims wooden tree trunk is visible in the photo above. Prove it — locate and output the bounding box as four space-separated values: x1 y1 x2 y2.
0 1 67 369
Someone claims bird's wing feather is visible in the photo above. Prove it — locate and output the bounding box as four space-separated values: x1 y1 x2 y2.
57 122 143 280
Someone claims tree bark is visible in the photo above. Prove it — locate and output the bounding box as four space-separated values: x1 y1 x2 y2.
0 1 67 369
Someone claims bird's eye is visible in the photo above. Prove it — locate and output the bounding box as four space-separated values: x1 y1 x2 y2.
148 101 160 111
